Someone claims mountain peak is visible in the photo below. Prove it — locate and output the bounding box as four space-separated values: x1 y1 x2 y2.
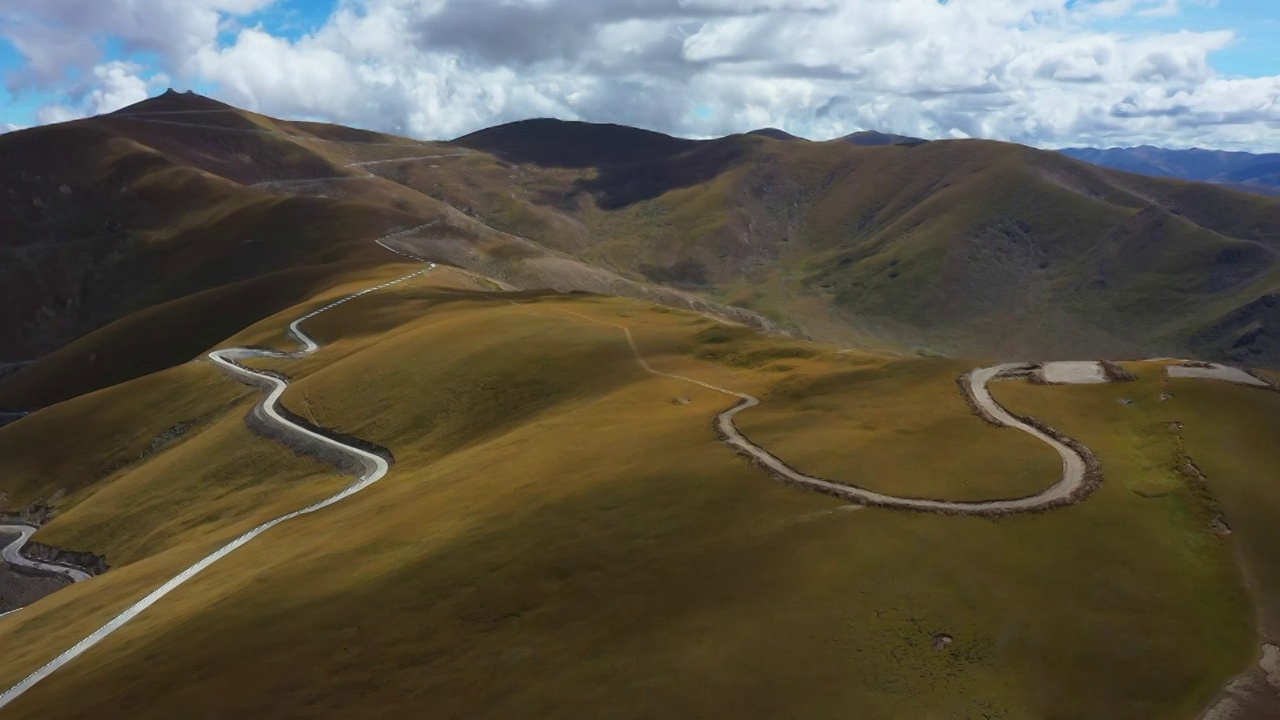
112 89 236 116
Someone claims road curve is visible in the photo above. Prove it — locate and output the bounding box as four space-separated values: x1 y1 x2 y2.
0 233 436 710
4 249 1274 707
0 525 90 583
715 363 1091 514
550 308 1097 516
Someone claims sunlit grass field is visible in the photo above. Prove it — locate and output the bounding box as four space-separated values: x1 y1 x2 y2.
0 268 1273 719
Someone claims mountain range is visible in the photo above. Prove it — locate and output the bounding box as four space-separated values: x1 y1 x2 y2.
2 90 1280 719
3 91 1277 413
1059 145 1280 197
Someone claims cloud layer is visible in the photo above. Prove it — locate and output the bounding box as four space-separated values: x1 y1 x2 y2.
3 0 1278 150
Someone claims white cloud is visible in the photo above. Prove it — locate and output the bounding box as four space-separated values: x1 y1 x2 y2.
35 104 84 125
0 0 275 85
30 61 170 124
86 61 164 114
5 0 1280 151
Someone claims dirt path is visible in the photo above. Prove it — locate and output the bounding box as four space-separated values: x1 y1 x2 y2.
0 230 437 710
248 154 471 192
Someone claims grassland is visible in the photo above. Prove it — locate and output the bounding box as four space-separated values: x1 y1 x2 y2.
6 92 1279 421
0 92 463 406
1170 377 1280 640
0 269 1270 718
2 91 1278 718
451 121 1280 366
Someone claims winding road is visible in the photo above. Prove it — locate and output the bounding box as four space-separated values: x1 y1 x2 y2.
0 231 436 711
0 525 90 583
550 310 1095 515
1 225 1276 708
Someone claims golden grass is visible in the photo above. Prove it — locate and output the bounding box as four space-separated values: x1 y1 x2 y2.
1169 377 1280 639
0 363 249 506
419 122 1280 366
0 288 1267 719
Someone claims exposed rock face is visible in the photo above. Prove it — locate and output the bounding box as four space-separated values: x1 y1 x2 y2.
18 542 110 577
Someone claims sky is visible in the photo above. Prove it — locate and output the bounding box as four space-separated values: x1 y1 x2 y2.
0 0 1277 151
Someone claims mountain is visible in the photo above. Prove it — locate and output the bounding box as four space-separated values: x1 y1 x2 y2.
454 118 700 167
841 130 927 146
448 119 1280 367
3 92 1279 418
747 127 805 141
0 96 766 408
1059 145 1280 196
3 91 1280 719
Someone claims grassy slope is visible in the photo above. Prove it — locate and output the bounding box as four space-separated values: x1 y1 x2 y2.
1172 378 1280 641
10 98 1280 419
449 124 1280 365
0 94 462 406
9 95 1280 417
0 275 1267 719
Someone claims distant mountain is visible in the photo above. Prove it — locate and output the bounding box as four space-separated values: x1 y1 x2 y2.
1059 145 1280 196
455 118 699 168
841 130 927 147
747 128 804 141
455 117 1280 367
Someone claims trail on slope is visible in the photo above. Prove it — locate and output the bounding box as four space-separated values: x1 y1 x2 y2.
0 229 436 710
246 153 471 190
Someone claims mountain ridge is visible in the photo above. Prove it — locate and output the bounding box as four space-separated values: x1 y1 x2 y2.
2 91 1279 416
1059 144 1280 196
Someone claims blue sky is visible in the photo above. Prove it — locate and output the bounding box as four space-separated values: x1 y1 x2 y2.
1112 0 1280 78
225 0 338 44
1 0 1278 150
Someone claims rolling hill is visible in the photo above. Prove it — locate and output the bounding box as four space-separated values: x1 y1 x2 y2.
3 91 1280 719
3 91 1277 414
0 93 768 409
446 119 1280 366
1 266 1278 719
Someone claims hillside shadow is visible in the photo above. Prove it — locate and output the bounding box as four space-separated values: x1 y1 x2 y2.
577 137 749 210
456 119 750 209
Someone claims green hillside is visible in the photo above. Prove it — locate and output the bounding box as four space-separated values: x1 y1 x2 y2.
4 92 1280 718
1 270 1276 719
449 123 1280 365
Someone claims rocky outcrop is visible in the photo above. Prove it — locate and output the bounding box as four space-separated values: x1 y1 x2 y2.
1100 360 1137 382
17 542 109 577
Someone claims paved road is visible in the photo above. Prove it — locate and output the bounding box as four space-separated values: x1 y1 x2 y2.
346 153 471 168
3 234 1276 707
0 525 90 582
0 228 437 710
552 310 1093 515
